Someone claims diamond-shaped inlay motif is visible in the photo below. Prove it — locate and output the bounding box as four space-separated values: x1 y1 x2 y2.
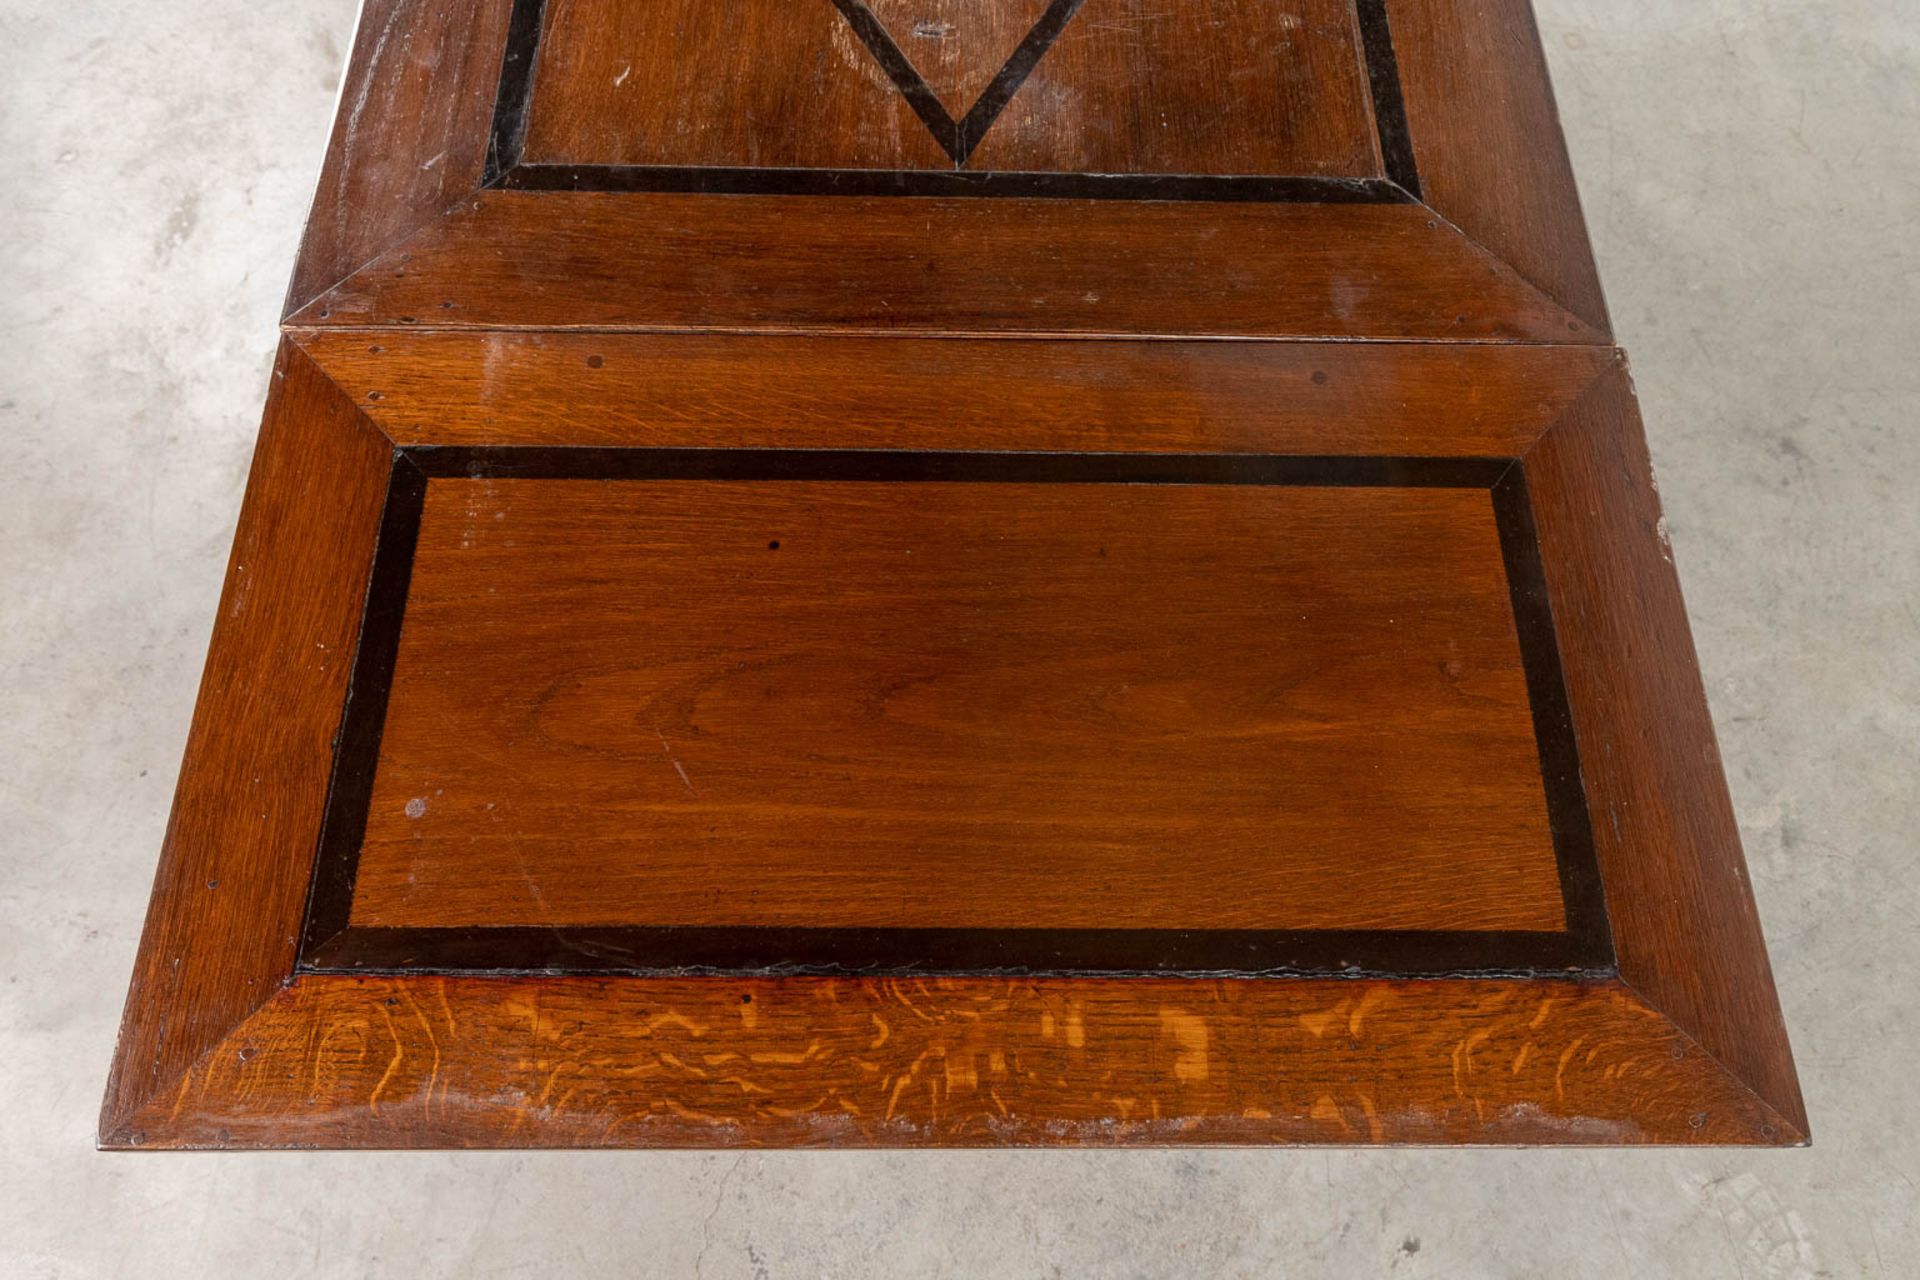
513 0 1387 184
832 0 1083 162
108 0 1801 1155
863 0 1061 116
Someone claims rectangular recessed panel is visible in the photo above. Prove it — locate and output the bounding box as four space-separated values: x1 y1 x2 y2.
303 451 1605 977
508 0 1404 198
108 0 1808 1149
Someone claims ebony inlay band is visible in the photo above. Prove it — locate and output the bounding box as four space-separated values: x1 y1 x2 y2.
1354 0 1422 197
481 0 550 184
1491 466 1611 961
403 447 1509 486
498 165 1413 204
304 924 1608 979
296 448 1614 980
298 454 427 957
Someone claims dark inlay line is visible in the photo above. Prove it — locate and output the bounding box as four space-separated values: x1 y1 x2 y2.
953 0 1088 162
827 0 1086 166
1492 465 1614 961
1353 0 1421 197
305 924 1610 980
299 453 428 958
482 0 550 185
296 448 1611 979
499 163 1410 204
481 0 1420 202
405 447 1510 487
827 0 964 161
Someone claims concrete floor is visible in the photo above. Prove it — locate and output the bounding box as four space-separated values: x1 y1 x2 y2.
2 0 1915 1275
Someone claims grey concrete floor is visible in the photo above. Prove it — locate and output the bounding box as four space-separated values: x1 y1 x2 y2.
2 0 1915 1275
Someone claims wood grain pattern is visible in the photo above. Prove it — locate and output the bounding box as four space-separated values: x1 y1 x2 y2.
104 975 1797 1148
105 0 1805 1149
98 344 394 1136
1390 0 1610 332
293 331 1617 457
520 0 951 169
350 480 1562 932
274 0 1616 344
522 0 1375 177
866 0 1059 118
286 0 514 314
1526 365 1808 1140
288 191 1601 340
967 0 1380 176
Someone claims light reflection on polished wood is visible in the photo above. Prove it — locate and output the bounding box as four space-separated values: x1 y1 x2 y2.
352 479 1563 932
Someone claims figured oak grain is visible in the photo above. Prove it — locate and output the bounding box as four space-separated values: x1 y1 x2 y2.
107 975 1797 1149
107 0 1804 1150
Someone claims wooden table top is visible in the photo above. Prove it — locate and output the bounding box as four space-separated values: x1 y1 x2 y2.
102 0 1803 1149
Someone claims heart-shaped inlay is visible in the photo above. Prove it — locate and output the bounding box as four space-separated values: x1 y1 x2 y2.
829 0 1087 164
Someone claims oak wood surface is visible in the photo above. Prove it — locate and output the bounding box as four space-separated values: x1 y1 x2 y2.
99 344 393 1136
960 0 1381 176
101 341 1807 1145
104 975 1796 1149
279 0 1614 343
350 479 1562 932
286 0 514 313
526 0 1377 177
522 0 952 169
867 0 1071 118
104 0 1804 1149
1527 366 1808 1139
1391 0 1610 331
293 331 1617 457
289 191 1601 341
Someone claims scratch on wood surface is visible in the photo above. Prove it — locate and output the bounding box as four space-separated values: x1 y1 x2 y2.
653 725 699 796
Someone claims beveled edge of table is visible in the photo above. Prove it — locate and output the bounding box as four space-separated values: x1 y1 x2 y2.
98 337 1804 1148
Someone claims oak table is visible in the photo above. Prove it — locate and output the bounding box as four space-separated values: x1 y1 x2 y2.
102 0 1805 1148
